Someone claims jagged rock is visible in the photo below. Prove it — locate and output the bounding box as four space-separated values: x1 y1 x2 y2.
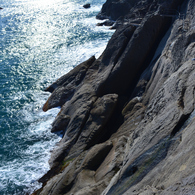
96 0 137 20
101 1 195 194
38 141 113 195
49 98 96 167
43 56 96 111
33 0 195 194
102 14 172 95
48 93 118 168
68 94 118 158
44 56 95 93
101 24 136 66
81 94 118 148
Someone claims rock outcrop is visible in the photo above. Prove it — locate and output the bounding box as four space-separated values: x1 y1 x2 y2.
83 3 91 9
33 0 195 194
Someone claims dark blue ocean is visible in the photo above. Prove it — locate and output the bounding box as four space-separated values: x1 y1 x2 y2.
0 0 113 194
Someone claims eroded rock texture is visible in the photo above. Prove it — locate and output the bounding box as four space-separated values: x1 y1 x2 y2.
33 0 195 194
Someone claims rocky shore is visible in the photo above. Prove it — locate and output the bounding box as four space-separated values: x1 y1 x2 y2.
33 0 195 194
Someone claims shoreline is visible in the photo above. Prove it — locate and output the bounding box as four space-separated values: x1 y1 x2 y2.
33 0 195 194
0 1 114 194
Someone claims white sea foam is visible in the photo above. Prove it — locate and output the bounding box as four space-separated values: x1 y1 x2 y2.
0 105 61 193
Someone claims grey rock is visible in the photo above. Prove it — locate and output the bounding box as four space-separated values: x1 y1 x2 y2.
96 0 137 20
51 114 70 133
43 56 95 111
68 94 118 158
83 3 90 9
33 0 195 195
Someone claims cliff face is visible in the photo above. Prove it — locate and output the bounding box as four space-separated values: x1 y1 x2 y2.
33 0 195 194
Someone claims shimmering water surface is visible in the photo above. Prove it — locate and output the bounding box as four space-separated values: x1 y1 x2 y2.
0 0 113 194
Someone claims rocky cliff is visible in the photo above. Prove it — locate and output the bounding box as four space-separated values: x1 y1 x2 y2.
33 0 195 194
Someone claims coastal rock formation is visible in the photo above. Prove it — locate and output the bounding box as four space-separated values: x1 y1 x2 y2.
83 3 91 9
33 0 195 194
96 0 137 20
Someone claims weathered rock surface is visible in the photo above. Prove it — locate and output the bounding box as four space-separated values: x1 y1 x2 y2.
96 0 137 20
43 55 96 111
33 0 195 194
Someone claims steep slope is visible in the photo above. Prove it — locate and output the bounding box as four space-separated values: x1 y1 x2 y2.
33 0 195 194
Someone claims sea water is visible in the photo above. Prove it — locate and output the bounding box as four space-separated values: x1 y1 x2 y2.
0 0 113 194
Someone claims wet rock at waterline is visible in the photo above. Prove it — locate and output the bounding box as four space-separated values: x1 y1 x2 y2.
96 20 115 27
33 0 195 194
83 3 90 9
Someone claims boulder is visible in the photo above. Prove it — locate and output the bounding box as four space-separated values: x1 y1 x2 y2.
83 3 90 9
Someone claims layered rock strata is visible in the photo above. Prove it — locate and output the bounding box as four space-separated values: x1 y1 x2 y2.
33 0 195 194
